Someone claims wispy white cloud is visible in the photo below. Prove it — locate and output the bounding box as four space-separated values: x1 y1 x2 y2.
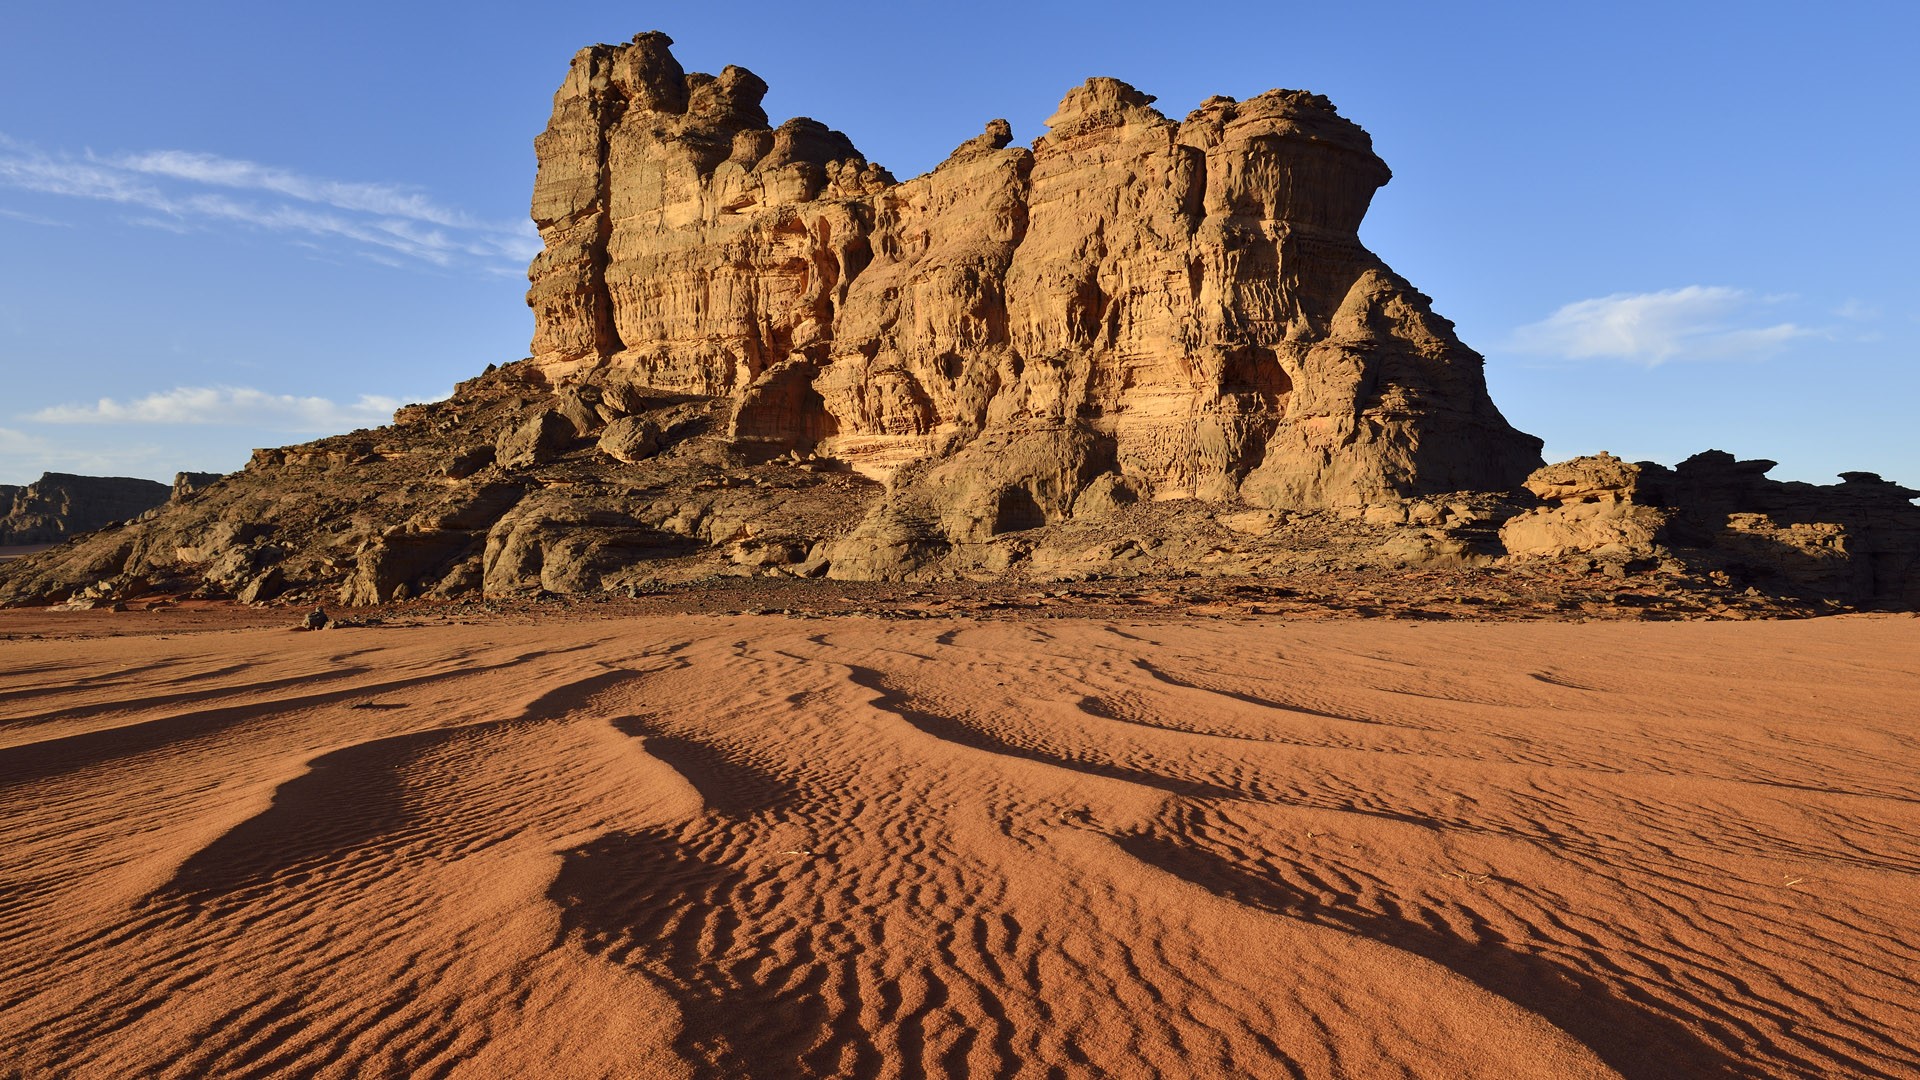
1506 286 1811 365
28 386 407 431
0 426 46 458
0 133 540 271
0 135 164 205
0 207 69 227
123 214 194 234
0 425 169 484
113 149 482 227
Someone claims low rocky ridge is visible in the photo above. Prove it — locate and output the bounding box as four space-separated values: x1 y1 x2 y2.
1500 452 1920 609
1 359 1912 616
1 32 1915 614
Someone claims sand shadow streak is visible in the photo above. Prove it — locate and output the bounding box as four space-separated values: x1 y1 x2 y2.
156 668 643 905
1115 829 1764 1080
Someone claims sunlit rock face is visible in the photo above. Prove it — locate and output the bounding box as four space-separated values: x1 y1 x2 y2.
526 31 1542 538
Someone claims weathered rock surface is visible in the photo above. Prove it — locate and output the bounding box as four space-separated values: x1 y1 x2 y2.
1498 453 1669 561
1502 451 1920 606
0 473 172 545
493 409 574 468
597 415 663 463
171 471 226 503
526 31 1543 572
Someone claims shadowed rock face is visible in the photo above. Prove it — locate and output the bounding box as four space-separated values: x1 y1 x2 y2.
1500 451 1920 607
0 473 172 545
526 32 1543 525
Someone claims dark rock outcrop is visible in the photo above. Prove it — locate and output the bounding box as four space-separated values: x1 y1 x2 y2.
171 471 226 502
1502 451 1920 607
0 473 171 545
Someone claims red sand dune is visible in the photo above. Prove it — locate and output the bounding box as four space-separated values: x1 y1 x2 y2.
1 611 1916 1078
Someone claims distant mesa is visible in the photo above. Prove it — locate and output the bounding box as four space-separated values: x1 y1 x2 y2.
0 33 1914 612
0 473 174 546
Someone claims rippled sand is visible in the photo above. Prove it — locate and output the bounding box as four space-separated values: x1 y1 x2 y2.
2 611 1916 1078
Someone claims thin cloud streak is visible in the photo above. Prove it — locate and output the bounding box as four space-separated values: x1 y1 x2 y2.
0 207 70 227
0 425 169 485
29 386 407 431
113 149 483 227
0 137 168 206
0 133 540 270
1506 286 1811 365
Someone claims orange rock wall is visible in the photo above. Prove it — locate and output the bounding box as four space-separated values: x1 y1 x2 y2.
527 32 1542 509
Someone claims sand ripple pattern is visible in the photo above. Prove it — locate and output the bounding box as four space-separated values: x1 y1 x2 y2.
1 615 1916 1078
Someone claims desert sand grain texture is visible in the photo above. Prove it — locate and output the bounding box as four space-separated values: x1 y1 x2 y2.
1 611 1916 1079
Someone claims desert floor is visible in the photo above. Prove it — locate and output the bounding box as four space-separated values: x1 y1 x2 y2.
1 608 1916 1079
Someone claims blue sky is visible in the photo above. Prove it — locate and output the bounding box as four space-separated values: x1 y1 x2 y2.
2 1 1914 488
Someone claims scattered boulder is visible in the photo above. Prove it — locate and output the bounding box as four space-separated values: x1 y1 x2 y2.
555 388 603 437
173 520 264 565
494 410 572 468
1216 510 1285 536
481 494 700 595
728 539 805 567
236 567 285 605
1072 474 1139 520
413 483 527 532
598 415 664 463
443 445 496 479
1499 454 1669 560
1502 450 1920 606
341 529 476 605
791 547 832 578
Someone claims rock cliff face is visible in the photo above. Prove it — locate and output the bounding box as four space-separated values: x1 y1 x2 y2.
526 32 1542 550
0 473 171 545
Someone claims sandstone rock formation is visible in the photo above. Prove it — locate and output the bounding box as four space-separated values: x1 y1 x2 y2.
2 33 1912 615
0 473 172 545
170 471 226 502
525 31 1543 574
1502 451 1920 606
1498 454 1669 562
